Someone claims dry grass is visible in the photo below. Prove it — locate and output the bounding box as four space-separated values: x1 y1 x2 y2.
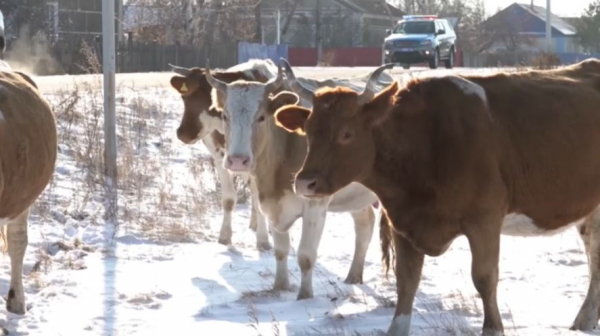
415 291 480 336
248 300 264 336
531 52 561 70
31 43 221 245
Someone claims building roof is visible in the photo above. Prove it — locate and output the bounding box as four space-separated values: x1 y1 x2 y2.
517 3 576 35
262 0 403 17
486 3 577 36
343 0 404 17
561 17 582 29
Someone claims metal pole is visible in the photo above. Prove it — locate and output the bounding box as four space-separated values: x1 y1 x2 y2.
546 0 552 52
117 0 123 44
103 0 118 224
316 0 322 65
276 8 281 44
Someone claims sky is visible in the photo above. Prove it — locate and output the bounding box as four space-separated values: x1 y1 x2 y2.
483 0 593 17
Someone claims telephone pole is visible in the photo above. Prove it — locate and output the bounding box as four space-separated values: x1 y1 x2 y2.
102 0 118 227
546 0 552 52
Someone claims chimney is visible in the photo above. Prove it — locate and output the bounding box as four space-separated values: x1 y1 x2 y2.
531 0 534 9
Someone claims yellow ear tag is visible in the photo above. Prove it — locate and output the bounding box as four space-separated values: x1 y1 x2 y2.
180 82 188 93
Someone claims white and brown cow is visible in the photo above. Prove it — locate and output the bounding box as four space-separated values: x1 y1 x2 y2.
0 63 57 315
204 59 393 299
169 60 274 251
274 59 600 335
170 58 392 254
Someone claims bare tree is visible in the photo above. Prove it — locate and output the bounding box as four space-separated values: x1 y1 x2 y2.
127 0 257 46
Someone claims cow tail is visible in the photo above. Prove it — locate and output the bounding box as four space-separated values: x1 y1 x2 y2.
379 213 395 278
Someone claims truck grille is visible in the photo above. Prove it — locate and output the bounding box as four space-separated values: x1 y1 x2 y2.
393 40 419 47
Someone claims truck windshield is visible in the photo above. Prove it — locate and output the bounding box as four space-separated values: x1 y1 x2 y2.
393 21 435 35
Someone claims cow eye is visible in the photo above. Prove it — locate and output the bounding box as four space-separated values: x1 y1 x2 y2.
257 115 265 122
222 114 228 121
338 129 354 144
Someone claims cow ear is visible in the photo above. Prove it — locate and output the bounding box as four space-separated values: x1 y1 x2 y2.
170 76 197 95
268 91 299 115
361 81 400 127
274 105 311 136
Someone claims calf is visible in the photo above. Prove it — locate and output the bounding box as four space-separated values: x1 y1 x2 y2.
275 59 600 335
204 60 395 299
0 64 57 314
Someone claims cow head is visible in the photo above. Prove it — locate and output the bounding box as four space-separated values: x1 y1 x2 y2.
170 63 274 144
274 60 395 198
169 64 223 144
205 60 299 173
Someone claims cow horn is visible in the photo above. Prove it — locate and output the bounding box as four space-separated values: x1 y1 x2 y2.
279 58 314 101
265 59 285 93
357 63 395 105
204 59 227 93
169 63 192 76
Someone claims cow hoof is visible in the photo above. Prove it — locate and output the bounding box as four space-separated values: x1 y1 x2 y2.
218 237 232 246
570 319 597 332
273 278 290 291
343 274 363 285
257 241 272 251
296 289 314 300
481 328 504 336
6 291 26 315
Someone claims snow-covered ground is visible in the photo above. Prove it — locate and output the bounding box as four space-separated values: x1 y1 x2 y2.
0 67 596 336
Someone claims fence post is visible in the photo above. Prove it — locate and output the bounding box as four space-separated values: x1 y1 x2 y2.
175 40 180 66
152 40 157 71
128 32 133 72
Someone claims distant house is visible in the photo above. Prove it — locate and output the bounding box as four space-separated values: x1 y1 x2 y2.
481 2 582 53
259 0 404 47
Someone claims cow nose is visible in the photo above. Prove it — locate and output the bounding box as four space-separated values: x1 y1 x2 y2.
177 128 196 144
295 176 319 196
225 155 251 172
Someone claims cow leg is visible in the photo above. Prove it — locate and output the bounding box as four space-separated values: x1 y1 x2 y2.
344 206 375 284
246 175 258 231
272 229 291 290
465 223 504 336
387 232 424 336
215 163 237 246
572 212 600 331
6 208 29 315
249 179 271 251
297 204 327 300
249 198 258 232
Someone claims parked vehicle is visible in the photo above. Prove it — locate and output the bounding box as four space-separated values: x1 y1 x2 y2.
383 15 456 69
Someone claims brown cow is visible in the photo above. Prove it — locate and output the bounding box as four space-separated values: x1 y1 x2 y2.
274 59 600 335
0 64 57 315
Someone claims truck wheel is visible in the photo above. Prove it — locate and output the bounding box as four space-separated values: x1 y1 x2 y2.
445 49 455 69
429 49 439 69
